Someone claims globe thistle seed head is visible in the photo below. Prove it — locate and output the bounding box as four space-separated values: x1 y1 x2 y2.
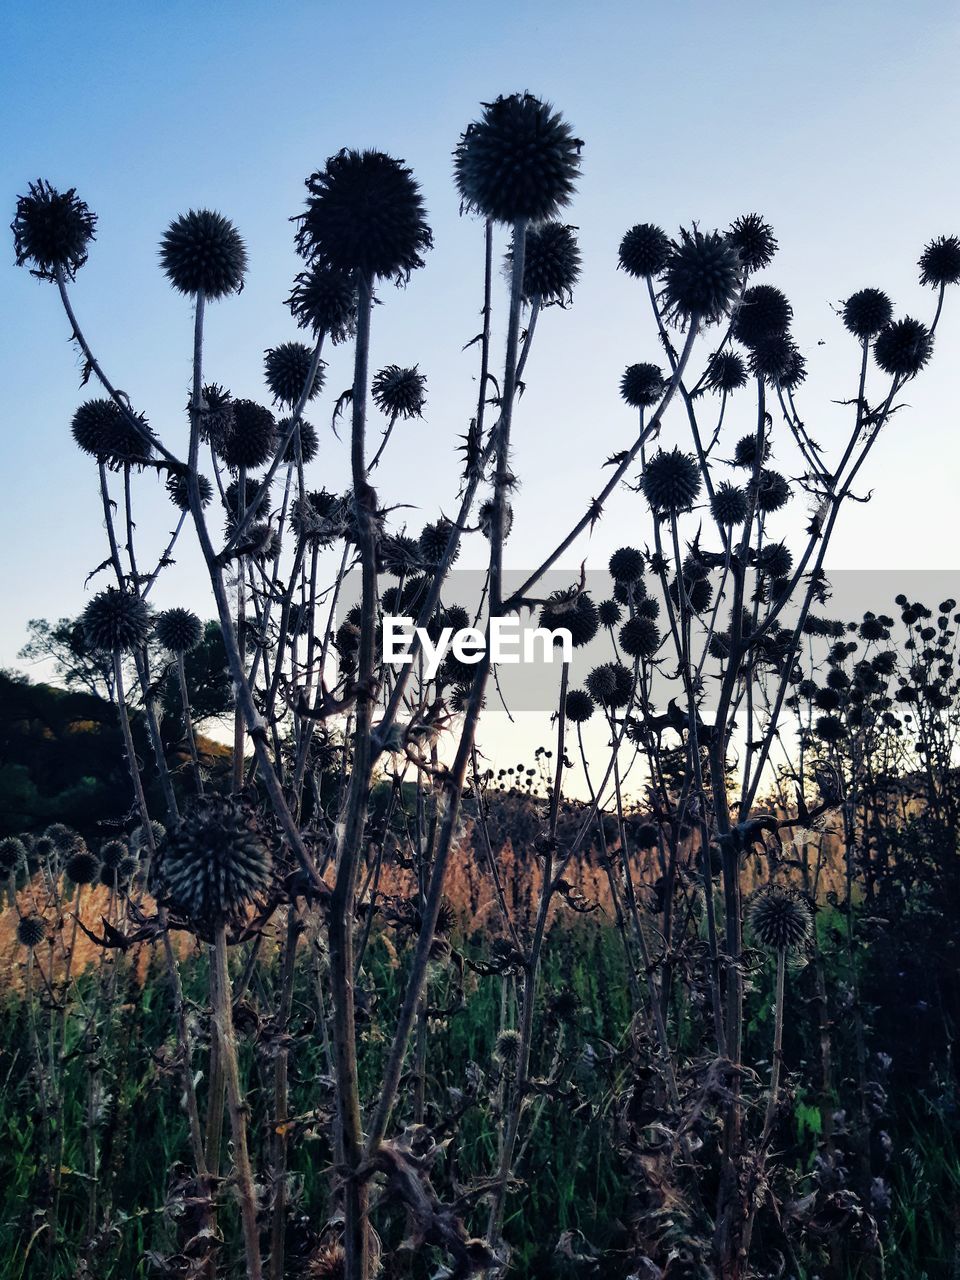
706 349 748 394
814 686 842 712
728 213 778 272
661 227 742 328
749 332 802 387
160 796 270 924
711 480 749 526
636 595 660 621
859 614 889 642
195 382 236 452
874 318 933 378
494 1028 523 1064
758 540 793 580
477 498 514 541
33 836 58 861
618 222 672 278
609 546 645 583
219 399 277 470
289 488 345 547
919 235 960 288
12 179 96 281
82 588 150 653
155 607 203 654
455 93 582 224
379 533 421 577
286 261 357 342
296 149 433 282
225 477 272 532
748 886 813 950
515 221 581 303
65 848 99 886
641 447 702 512
166 471 213 511
635 822 660 850
100 839 128 871
280 417 319 465
842 289 893 339
815 714 846 743
733 285 793 348
538 588 599 648
264 343 323 408
245 522 282 561
565 688 595 723
17 914 46 948
159 209 247 299
306 1244 346 1280
372 365 427 420
750 468 791 513
613 579 646 608
732 432 771 469
620 362 665 409
131 820 166 852
0 836 26 873
585 661 633 708
619 614 660 659
419 519 459 567
669 575 713 614
71 399 153 467
598 598 622 628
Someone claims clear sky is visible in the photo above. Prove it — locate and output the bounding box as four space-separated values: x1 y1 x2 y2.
2 0 959 684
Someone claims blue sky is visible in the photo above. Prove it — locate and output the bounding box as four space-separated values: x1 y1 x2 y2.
2 0 959 675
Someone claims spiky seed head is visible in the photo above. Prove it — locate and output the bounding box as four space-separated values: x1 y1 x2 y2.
495 1028 523 1064
620 362 665 409
728 213 778 272
100 839 128 871
160 796 270 924
750 468 791 513
919 235 960 287
225 477 272 532
419 518 459 567
585 661 633 708
635 822 659 849
815 714 846 742
372 365 427 419
564 688 595 723
131 820 166 851
288 488 343 547
195 382 235 452
733 284 793 348
538 589 599 648
435 897 456 937
670 575 713 613
306 1244 346 1280
219 399 277 470
706 349 748 393
45 824 79 849
0 837 26 873
874 318 933 377
82 588 150 653
842 289 893 339
12 179 96 280
749 332 802 386
155 607 203 654
70 399 153 467
618 222 672 278
33 835 57 861
661 227 742 328
609 546 645 583
296 149 432 281
641 447 702 512
477 498 514 541
159 209 246 299
859 614 888 642
264 342 323 408
379 533 421 577
732 433 771 469
17 915 46 948
619 615 660 658
636 595 660 620
245 522 282 561
515 221 581 302
748 886 813 950
65 847 99 886
598 599 622 628
711 481 749 526
758 540 793 580
286 261 357 342
166 471 213 511
455 93 581 225
280 418 319 464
